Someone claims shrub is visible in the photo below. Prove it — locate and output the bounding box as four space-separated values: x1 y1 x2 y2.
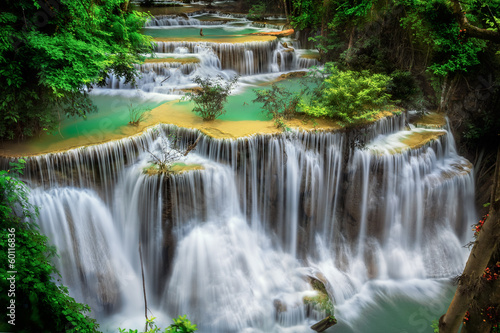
129 103 151 126
300 64 392 125
253 84 300 130
183 76 238 121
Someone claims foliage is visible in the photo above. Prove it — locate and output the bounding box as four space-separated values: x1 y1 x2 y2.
253 84 300 129
303 293 335 317
0 160 37 222
183 76 238 121
398 0 488 76
290 0 322 30
129 103 151 126
387 70 425 109
0 160 99 333
0 0 153 140
166 315 198 333
119 315 197 333
300 64 392 125
431 319 439 333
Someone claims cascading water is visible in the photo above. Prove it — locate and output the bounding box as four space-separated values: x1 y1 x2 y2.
16 113 476 332
4 7 475 332
101 12 319 98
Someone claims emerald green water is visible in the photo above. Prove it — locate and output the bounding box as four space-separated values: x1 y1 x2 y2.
143 26 262 39
39 79 308 146
32 94 165 149
334 280 457 333
219 79 307 121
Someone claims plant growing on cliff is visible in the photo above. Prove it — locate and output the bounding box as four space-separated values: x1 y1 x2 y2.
142 134 201 176
183 76 238 121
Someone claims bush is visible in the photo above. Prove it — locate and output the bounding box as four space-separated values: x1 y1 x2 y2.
183 76 238 121
300 64 392 125
129 103 151 126
253 84 300 130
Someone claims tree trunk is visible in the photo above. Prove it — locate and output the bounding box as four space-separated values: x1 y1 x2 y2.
439 145 500 333
321 0 331 38
281 0 289 23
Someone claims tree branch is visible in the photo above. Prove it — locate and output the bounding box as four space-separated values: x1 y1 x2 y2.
451 0 500 43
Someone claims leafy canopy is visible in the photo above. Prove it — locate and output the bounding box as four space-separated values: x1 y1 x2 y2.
0 0 153 140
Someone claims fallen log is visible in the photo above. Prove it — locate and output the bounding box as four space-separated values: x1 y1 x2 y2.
311 315 337 332
249 29 295 38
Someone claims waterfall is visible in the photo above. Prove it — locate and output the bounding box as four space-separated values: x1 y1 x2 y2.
13 114 476 332
146 16 204 27
153 40 280 75
105 46 225 93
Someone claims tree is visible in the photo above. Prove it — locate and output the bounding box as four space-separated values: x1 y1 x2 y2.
142 134 201 176
0 0 153 141
183 75 238 121
450 0 500 43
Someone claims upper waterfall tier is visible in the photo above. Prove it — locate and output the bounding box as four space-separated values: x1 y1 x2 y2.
103 39 316 93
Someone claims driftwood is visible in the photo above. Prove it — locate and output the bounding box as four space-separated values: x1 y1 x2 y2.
311 315 337 332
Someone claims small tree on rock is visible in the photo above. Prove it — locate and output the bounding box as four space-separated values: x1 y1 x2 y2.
184 75 238 121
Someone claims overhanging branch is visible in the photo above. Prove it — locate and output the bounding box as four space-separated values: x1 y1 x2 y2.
451 0 500 43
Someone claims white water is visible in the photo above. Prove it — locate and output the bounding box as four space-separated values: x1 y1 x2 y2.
102 13 317 97
18 116 475 332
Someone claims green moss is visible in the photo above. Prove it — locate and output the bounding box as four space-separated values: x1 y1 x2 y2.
303 293 334 316
143 162 203 176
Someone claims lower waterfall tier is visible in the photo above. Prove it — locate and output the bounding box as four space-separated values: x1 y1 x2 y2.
20 115 474 332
